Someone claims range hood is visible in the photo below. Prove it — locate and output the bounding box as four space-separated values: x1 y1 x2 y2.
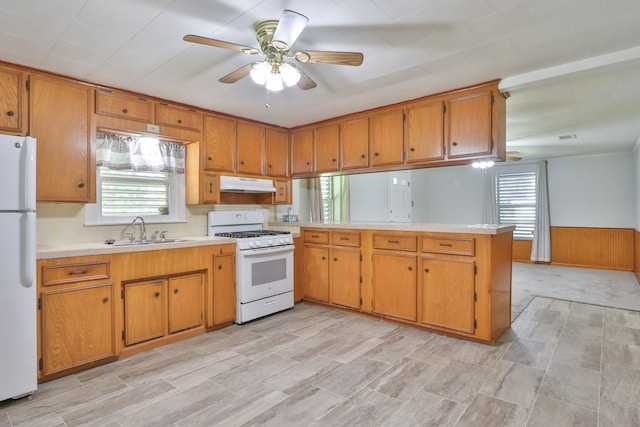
219 176 276 193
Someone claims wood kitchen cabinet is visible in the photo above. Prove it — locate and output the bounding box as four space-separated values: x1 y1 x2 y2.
329 231 361 310
168 273 203 333
211 251 236 327
340 116 369 170
273 179 292 204
95 88 153 123
203 113 236 173
0 65 27 134
265 127 289 177
405 98 445 163
30 74 94 202
123 279 165 345
236 120 265 175
370 108 404 167
302 244 330 302
155 103 202 132
290 127 313 175
446 88 494 159
314 122 340 173
38 258 115 379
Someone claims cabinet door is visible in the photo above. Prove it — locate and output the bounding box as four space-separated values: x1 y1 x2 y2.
290 128 313 175
330 247 361 310
0 66 24 133
236 120 265 175
212 253 236 326
265 127 289 177
95 89 153 122
340 117 369 170
30 75 93 202
274 179 291 204
370 108 404 166
405 99 444 163
446 90 493 159
41 283 114 375
314 123 339 173
156 103 202 131
372 252 417 321
202 173 220 204
302 245 329 302
203 114 235 172
168 273 203 333
124 279 165 345
421 257 475 333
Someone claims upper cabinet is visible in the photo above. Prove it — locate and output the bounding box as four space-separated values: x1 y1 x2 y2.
370 108 404 167
446 87 493 159
155 103 202 132
314 122 340 173
265 127 289 177
203 113 236 173
405 98 445 163
95 89 153 123
236 120 265 176
0 66 27 135
30 75 94 202
290 127 313 175
340 116 369 170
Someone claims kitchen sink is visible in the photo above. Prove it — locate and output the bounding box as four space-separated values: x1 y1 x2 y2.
105 239 190 246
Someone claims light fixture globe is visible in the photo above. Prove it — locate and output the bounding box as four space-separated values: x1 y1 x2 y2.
266 70 284 91
280 63 301 86
249 62 270 84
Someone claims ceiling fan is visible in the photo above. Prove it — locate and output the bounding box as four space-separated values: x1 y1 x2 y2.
506 151 523 161
183 9 364 91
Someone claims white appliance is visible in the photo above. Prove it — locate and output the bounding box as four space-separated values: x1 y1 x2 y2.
219 175 276 193
208 211 294 324
0 135 37 401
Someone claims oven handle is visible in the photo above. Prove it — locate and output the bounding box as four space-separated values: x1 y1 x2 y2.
240 245 295 256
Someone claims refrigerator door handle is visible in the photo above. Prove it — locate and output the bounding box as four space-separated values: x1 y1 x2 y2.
23 137 37 212
21 212 36 288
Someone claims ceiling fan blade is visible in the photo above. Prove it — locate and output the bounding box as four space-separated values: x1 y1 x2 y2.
288 63 316 90
183 34 259 55
219 63 255 84
293 50 363 66
272 9 309 50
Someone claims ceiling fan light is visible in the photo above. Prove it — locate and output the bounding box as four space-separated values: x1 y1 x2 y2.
280 63 301 86
250 62 270 84
272 9 309 50
266 71 284 91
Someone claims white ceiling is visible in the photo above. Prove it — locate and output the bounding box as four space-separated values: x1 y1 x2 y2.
1 0 640 161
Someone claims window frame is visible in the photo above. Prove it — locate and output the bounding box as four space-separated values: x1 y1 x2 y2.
495 171 537 240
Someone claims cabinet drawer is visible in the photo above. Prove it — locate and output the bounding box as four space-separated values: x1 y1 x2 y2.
95 90 153 122
156 103 202 131
331 231 361 247
43 261 110 286
421 237 475 256
303 229 329 245
373 234 417 251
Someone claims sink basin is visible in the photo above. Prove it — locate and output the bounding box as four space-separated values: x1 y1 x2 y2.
105 239 189 246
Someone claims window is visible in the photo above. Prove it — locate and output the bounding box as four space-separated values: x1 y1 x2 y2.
319 176 349 222
320 176 334 221
85 133 186 226
496 172 536 239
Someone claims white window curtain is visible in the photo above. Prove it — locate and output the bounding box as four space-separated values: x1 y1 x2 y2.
531 160 551 261
336 175 350 222
481 169 498 224
309 178 324 221
96 132 185 174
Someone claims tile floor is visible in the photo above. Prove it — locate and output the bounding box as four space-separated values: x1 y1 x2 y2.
2 264 640 426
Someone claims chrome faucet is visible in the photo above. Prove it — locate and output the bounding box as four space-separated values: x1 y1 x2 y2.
160 230 168 241
132 216 146 242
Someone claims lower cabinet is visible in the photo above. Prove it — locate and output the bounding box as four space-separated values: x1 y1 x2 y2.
211 252 236 326
123 272 204 346
329 247 361 309
372 252 417 322
421 257 476 333
302 245 329 302
38 259 115 378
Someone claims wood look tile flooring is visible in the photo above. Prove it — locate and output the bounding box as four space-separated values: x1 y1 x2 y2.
3 270 640 426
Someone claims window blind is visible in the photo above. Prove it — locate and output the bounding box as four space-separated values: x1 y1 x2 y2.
99 168 170 216
496 172 536 239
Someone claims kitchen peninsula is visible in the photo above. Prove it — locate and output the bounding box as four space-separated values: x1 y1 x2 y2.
282 221 514 344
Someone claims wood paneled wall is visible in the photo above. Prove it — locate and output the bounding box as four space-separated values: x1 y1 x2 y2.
512 227 635 272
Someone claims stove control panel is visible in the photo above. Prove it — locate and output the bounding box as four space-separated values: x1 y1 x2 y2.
238 235 293 250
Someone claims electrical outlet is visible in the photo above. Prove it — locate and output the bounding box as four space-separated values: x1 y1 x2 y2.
146 123 160 133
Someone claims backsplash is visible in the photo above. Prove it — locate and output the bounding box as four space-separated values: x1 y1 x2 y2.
36 203 277 246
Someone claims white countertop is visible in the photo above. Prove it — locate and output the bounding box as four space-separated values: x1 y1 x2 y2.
37 236 236 260
269 221 515 235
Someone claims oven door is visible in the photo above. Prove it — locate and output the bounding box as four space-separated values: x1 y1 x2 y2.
236 245 294 303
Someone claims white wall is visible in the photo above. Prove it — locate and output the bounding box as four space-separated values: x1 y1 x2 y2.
349 172 389 222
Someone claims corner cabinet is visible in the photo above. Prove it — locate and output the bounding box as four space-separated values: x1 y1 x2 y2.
30 75 94 202
203 113 236 173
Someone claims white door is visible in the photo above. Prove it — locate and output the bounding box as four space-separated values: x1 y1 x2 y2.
388 171 411 222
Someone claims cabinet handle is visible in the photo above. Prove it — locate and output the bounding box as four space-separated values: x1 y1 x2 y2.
69 269 88 275
7 110 14 116
321 256 326 260
388 240 399 244
306 161 310 165
439 243 453 247
240 160 244 165
311 235 319 238
268 164 272 168
102 297 109 303
332 158 336 162
333 257 338 261
174 288 179 294
452 141 458 146
407 266 413 271
424 268 429 272
340 237 349 240
177 119 182 124
154 291 160 297
360 154 366 158
208 156 212 161
209 183 213 193
122 108 128 114
410 147 415 152
78 181 85 188
218 265 223 270
374 152 380 156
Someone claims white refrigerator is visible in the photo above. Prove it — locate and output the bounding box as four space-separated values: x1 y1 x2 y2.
0 135 37 401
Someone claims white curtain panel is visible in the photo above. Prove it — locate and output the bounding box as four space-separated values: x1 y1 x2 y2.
338 175 350 222
96 132 185 174
531 160 551 262
481 169 498 224
308 178 324 221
